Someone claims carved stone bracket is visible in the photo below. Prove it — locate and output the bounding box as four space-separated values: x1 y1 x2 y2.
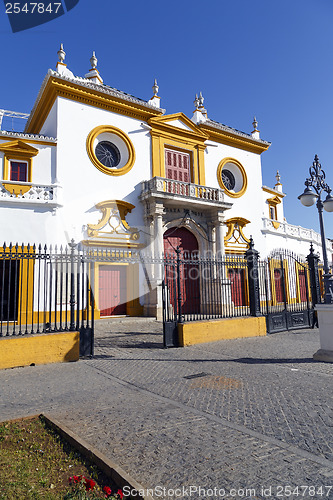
85 199 141 247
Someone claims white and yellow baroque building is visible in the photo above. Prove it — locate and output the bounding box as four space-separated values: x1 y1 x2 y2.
0 47 331 318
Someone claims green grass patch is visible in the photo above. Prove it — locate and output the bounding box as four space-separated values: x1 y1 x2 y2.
0 416 122 499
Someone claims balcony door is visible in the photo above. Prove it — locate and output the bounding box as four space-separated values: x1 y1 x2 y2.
165 149 191 182
165 149 191 196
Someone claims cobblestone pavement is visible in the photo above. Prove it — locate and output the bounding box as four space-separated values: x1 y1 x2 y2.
1 318 333 499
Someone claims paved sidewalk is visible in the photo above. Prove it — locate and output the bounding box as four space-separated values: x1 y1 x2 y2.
1 319 333 499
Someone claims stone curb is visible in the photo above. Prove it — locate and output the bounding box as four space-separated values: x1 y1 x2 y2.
42 414 154 500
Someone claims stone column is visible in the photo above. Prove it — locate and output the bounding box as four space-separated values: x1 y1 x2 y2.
152 203 164 319
214 212 225 259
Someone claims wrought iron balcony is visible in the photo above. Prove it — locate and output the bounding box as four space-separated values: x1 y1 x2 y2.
140 176 229 209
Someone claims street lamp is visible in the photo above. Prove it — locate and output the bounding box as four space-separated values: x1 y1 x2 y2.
298 154 333 304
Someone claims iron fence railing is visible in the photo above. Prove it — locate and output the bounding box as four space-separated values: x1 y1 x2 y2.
163 252 250 323
0 241 95 355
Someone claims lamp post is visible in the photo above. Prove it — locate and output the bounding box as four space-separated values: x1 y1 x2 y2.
298 155 333 304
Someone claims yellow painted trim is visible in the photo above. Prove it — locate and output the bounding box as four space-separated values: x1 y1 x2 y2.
271 220 280 229
149 113 209 140
267 196 281 206
149 113 208 185
0 136 57 146
178 317 266 346
0 332 79 370
217 158 248 198
262 186 285 198
294 262 311 304
25 76 162 134
199 124 270 154
268 258 291 305
2 182 32 196
224 217 251 254
86 125 136 177
81 240 144 249
0 140 38 182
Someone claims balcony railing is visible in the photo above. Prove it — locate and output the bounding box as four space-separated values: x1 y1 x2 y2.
0 180 61 207
262 217 333 253
141 176 225 203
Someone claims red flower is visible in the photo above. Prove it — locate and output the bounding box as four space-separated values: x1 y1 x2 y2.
84 478 96 491
117 489 124 499
71 475 81 483
103 486 112 496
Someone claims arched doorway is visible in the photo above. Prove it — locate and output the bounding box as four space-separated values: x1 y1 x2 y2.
163 227 200 314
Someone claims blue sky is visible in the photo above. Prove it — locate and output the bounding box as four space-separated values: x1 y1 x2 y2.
0 0 333 243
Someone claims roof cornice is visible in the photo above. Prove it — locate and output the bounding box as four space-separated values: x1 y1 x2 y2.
198 119 271 154
0 130 56 145
25 71 165 134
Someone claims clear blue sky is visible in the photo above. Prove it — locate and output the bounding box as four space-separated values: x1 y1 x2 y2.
1 0 333 242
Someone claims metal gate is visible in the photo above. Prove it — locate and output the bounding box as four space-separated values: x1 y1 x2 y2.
259 249 314 333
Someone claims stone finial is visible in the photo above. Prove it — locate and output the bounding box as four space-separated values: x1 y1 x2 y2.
90 51 97 69
57 43 66 63
85 51 103 85
251 116 260 139
148 78 161 108
192 91 207 123
198 91 204 107
56 43 75 77
152 78 159 96
276 170 281 184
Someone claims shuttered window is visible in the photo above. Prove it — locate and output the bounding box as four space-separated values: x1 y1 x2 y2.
165 149 191 183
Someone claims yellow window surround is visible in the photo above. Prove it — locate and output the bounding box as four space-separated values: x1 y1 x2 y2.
148 113 208 186
0 140 39 196
267 196 281 229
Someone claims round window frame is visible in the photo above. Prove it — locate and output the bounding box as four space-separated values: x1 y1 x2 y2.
86 125 136 176
217 158 247 198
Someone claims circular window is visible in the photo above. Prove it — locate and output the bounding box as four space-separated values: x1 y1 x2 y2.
221 169 235 191
217 158 247 198
95 141 121 168
86 125 136 176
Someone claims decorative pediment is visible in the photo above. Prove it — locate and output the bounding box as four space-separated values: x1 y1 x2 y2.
224 217 251 254
0 140 39 157
149 113 208 140
267 196 281 206
85 200 141 248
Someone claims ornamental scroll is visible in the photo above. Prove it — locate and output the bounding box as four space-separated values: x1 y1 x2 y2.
224 217 251 254
86 200 141 248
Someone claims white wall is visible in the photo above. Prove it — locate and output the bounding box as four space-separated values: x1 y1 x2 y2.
51 97 153 244
204 142 266 254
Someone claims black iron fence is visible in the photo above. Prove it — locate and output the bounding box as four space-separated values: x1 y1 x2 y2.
0 238 326 352
162 241 325 339
163 251 250 323
0 241 94 356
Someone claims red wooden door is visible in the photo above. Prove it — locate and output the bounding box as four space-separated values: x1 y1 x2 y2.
99 265 127 316
298 269 307 302
274 268 284 303
165 150 191 196
228 268 246 306
163 227 199 314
